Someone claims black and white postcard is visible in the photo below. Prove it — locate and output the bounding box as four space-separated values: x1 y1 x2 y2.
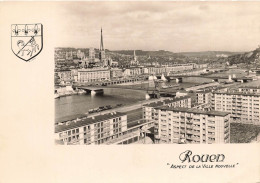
0 1 260 183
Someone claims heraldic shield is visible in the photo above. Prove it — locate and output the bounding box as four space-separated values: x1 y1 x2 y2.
11 23 43 61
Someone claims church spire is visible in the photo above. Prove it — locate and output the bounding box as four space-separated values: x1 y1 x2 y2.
100 27 104 51
99 27 107 66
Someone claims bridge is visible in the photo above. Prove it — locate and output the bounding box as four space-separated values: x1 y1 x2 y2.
166 75 254 83
230 77 254 83
75 85 178 98
166 75 229 79
76 87 105 95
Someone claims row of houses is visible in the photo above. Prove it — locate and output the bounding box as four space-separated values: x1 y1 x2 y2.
56 63 208 85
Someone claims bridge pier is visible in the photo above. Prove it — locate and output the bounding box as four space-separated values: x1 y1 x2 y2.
176 77 182 83
145 93 150 100
91 89 104 96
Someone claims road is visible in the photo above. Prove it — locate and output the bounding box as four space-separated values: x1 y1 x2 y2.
126 109 143 128
87 97 168 117
86 98 165 128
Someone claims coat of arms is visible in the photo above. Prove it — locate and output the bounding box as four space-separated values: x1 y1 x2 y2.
11 23 43 61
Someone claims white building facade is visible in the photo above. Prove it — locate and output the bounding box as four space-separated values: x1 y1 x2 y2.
55 112 127 145
77 68 110 83
154 107 230 144
212 92 260 125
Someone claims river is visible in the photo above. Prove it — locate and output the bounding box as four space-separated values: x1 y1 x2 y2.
55 69 247 122
55 88 147 122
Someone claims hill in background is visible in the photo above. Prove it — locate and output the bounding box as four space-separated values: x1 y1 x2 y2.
109 49 184 57
179 51 243 58
227 46 260 65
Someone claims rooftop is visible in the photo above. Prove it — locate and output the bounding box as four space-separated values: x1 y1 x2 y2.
143 96 190 107
155 106 230 117
239 86 260 89
58 69 71 72
214 91 260 96
78 68 109 72
144 101 164 108
55 112 126 133
55 114 88 124
196 90 212 94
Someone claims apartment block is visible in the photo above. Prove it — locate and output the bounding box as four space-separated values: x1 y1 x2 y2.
142 96 192 121
238 86 260 94
212 91 260 125
197 90 212 105
153 107 230 144
55 112 127 145
77 68 110 83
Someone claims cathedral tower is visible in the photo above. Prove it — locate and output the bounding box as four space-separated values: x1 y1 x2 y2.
99 28 107 66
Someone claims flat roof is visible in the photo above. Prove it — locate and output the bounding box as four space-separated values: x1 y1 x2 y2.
155 106 230 117
239 86 260 89
58 70 71 72
214 91 260 97
78 68 109 72
144 101 164 107
55 114 88 124
55 112 126 133
143 96 191 107
196 90 212 94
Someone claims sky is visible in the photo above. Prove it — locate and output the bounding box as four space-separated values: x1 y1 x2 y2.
54 2 260 52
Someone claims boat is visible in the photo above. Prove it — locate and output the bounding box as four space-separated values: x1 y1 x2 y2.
99 106 105 111
93 107 100 112
106 105 112 109
105 105 112 109
116 104 123 107
88 109 95 113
